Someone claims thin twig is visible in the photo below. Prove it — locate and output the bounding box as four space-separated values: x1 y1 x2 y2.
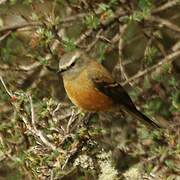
75 29 93 45
51 103 62 122
172 41 180 52
62 154 71 170
66 109 76 134
0 76 13 97
122 50 180 86
146 15 180 33
0 62 41 72
118 24 129 82
28 95 36 128
60 13 86 23
19 62 41 71
50 169 54 180
0 31 11 42
86 29 103 52
0 22 42 33
152 0 180 14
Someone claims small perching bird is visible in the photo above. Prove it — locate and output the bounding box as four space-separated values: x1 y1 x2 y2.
58 49 160 129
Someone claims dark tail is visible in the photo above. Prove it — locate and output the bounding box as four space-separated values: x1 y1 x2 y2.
123 106 160 129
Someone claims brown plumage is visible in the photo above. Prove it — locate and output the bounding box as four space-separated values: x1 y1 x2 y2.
59 50 160 129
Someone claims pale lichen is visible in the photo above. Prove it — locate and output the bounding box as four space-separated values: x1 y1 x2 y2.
73 154 94 169
97 151 119 180
123 166 141 180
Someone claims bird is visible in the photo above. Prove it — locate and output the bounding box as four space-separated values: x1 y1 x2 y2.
58 49 160 129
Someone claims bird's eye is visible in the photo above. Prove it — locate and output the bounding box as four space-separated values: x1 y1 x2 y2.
71 61 76 67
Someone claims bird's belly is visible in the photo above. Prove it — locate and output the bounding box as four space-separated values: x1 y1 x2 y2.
63 77 114 111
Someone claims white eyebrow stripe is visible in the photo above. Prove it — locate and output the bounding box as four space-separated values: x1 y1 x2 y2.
59 51 80 70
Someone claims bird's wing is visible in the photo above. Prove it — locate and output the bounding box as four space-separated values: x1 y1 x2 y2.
90 76 138 111
89 73 159 128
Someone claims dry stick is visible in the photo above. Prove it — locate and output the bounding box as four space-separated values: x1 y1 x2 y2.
146 15 180 33
0 62 41 72
19 62 41 71
106 33 119 53
0 76 13 97
60 13 86 23
0 31 11 42
152 0 180 14
50 169 54 180
62 154 71 170
118 24 130 82
170 13 180 21
122 50 180 86
74 29 93 45
86 29 103 52
51 0 57 20
98 35 112 44
51 103 62 123
56 113 73 122
66 109 76 134
0 22 42 33
172 41 180 51
28 95 36 128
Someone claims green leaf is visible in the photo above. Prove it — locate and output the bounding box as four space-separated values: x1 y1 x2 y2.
168 77 179 88
165 159 175 170
128 11 144 22
162 63 170 73
138 0 152 13
108 0 118 7
147 163 153 175
144 46 158 65
85 13 99 30
172 91 180 109
98 3 109 12
62 38 76 52
97 42 105 63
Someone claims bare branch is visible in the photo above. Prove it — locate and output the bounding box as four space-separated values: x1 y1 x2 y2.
118 24 128 81
75 29 93 46
122 50 180 86
86 29 103 52
28 95 36 129
60 13 86 23
66 109 76 134
172 41 180 51
0 31 11 42
152 0 180 14
146 15 180 33
0 22 42 33
0 76 13 97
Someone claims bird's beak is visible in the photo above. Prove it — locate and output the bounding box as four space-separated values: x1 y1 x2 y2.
57 68 66 74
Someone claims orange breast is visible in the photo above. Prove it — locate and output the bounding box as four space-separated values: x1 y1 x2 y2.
63 69 114 112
